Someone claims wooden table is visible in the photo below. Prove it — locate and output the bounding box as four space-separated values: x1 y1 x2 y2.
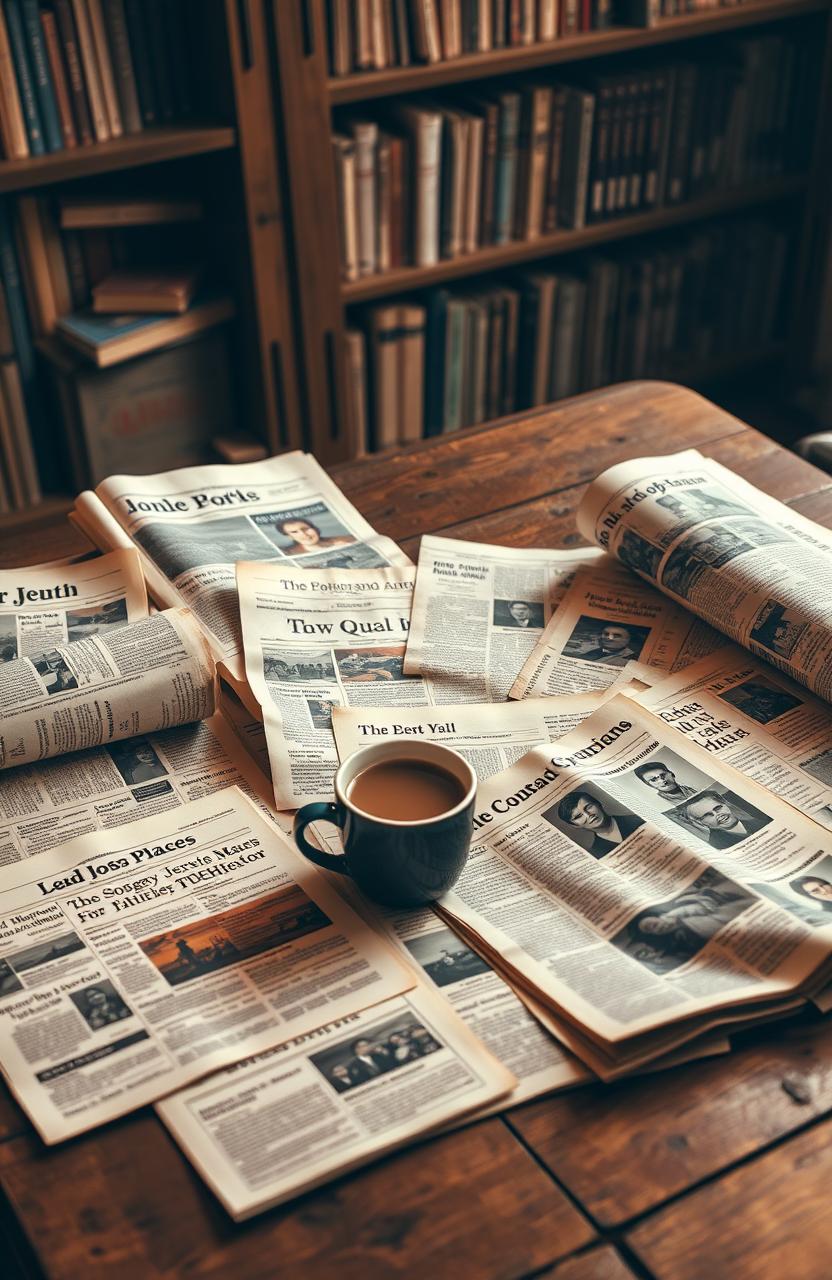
2 382 832 1280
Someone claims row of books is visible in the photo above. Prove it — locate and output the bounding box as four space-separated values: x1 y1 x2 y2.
326 1 753 75
333 31 816 277
344 216 790 450
0 0 193 160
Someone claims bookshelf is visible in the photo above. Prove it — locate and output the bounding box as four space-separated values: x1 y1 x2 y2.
273 0 832 463
0 0 302 515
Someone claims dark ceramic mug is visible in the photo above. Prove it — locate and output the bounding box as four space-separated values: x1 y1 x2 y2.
293 741 477 907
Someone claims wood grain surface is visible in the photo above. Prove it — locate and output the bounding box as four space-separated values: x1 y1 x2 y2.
2 382 832 1279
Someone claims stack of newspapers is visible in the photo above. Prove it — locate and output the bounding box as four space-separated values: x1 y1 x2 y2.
2 448 832 1220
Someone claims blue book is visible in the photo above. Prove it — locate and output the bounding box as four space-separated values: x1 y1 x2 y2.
2 0 45 155
0 199 53 489
56 293 235 367
423 290 448 437
20 0 64 152
494 91 521 246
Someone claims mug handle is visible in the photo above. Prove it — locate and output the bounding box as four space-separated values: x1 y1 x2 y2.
293 802 350 876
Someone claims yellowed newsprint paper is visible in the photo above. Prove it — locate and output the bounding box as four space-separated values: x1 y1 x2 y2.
0 710 293 863
70 452 410 686
0 788 412 1142
402 534 605 700
577 448 832 700
510 558 723 699
0 549 148 663
436 695 832 1073
0 608 216 770
156 978 514 1221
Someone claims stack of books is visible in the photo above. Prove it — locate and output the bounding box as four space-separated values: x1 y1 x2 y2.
0 0 193 160
347 216 790 449
326 1 754 75
0 190 235 497
332 30 815 277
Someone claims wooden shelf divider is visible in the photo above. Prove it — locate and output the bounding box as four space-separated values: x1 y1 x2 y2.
329 0 830 104
342 175 807 303
0 126 237 194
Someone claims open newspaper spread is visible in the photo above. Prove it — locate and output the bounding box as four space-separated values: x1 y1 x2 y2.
0 608 216 770
0 788 412 1142
402 535 604 699
434 694 832 1074
69 453 410 691
510 558 723 699
156 978 515 1221
0 550 148 663
576 449 832 699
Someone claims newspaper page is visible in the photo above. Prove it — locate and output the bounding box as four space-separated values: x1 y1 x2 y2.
0 608 216 771
577 448 832 701
157 982 513 1222
331 693 615 783
510 559 723 699
70 452 410 686
0 550 148 664
0 711 294 864
0 788 412 1143
435 695 832 1070
238 562 445 809
629 646 832 845
403 535 605 700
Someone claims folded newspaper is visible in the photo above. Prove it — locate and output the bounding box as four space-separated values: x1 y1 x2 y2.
575 449 832 699
70 454 411 705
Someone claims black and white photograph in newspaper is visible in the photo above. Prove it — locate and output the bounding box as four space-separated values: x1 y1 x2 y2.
403 927 492 989
562 616 651 667
309 1009 444 1093
542 784 645 859
492 600 546 630
612 868 756 974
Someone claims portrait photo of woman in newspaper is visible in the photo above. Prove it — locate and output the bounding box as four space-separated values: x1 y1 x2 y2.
542 784 644 859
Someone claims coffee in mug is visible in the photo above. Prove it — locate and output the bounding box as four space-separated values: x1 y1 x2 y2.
292 741 476 907
347 759 467 822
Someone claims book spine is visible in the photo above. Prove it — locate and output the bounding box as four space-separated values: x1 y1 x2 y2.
369 304 400 449
666 62 696 203
413 111 441 267
392 0 410 65
388 135 405 267
369 0 387 68
39 198 72 315
618 74 638 211
0 199 51 487
144 0 173 120
494 92 520 245
605 81 624 217
53 0 93 144
593 0 611 27
61 227 89 306
538 0 558 40
0 5 29 156
479 101 498 245
19 0 62 149
86 0 122 136
588 83 612 224
353 0 372 68
3 0 45 153
332 135 359 281
70 0 109 140
411 0 441 62
525 87 551 238
476 0 491 52
344 329 368 455
398 303 426 442
39 8 77 148
501 286 518 414
485 292 503 420
630 74 651 210
646 68 669 206
352 121 378 276
0 360 41 504
424 289 448 435
439 0 460 58
559 89 595 230
560 0 578 35
376 132 392 272
464 114 483 253
492 0 506 46
622 0 660 22
543 88 566 232
520 0 534 42
122 0 156 125
442 298 465 432
101 0 141 134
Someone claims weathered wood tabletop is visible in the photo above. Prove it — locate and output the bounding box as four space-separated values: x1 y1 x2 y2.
2 382 831 1280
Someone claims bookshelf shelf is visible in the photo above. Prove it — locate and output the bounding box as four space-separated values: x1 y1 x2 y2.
342 175 807 303
329 0 830 104
0 126 237 195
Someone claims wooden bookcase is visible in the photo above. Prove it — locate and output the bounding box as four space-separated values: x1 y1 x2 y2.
271 0 832 464
0 0 303 517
